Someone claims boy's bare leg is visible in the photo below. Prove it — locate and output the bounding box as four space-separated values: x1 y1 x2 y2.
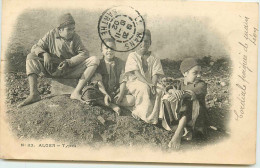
18 74 41 107
168 116 187 149
70 65 97 100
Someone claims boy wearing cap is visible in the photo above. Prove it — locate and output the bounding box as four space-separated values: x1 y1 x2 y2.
167 58 208 149
18 13 100 107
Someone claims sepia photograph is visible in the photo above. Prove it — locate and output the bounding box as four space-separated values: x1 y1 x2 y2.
0 0 258 165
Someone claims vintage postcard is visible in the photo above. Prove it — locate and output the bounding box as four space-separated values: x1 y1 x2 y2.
0 0 258 165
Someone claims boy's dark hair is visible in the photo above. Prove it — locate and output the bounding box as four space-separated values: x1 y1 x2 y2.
101 38 116 51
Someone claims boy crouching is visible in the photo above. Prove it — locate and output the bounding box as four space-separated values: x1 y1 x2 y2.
18 13 99 107
165 58 208 149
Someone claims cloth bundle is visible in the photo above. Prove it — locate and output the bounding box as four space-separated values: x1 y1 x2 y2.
81 83 104 106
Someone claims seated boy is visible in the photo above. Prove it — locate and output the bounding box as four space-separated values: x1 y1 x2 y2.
166 58 208 149
18 13 100 107
82 38 134 115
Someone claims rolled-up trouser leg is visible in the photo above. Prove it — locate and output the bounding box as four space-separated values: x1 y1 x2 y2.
26 53 46 76
63 56 100 79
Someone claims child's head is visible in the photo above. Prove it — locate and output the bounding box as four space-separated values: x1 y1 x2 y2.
101 38 116 61
58 13 75 40
180 58 201 83
137 29 152 55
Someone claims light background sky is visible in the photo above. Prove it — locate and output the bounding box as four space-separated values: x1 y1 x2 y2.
0 0 259 167
5 3 230 60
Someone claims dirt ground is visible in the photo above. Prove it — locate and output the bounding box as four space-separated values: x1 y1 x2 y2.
4 57 231 151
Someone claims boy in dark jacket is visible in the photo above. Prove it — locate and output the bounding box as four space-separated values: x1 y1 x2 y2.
167 58 208 149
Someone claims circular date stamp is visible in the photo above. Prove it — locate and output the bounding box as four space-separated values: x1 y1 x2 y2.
98 6 145 52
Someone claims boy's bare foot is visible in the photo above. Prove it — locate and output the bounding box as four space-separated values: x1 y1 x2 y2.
112 105 121 116
168 134 182 149
18 94 41 108
70 91 82 101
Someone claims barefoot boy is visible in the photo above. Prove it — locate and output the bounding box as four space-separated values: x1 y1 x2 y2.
82 38 134 115
167 58 208 149
18 13 99 107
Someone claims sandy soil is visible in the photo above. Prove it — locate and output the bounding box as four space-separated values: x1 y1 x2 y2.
4 57 231 151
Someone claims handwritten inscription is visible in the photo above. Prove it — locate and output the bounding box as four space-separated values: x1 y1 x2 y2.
234 16 258 121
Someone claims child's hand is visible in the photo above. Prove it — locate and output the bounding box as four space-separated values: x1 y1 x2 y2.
104 94 111 106
43 53 53 72
185 90 196 100
148 84 156 95
114 93 124 104
168 90 185 102
151 85 156 95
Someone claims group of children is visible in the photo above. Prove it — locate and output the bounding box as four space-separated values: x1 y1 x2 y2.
18 13 209 149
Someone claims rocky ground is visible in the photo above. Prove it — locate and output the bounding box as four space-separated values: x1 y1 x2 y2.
4 56 231 150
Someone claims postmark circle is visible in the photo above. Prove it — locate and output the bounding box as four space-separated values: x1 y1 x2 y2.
98 6 145 52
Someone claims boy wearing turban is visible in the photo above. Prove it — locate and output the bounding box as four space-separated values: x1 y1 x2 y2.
166 58 208 149
18 13 100 107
